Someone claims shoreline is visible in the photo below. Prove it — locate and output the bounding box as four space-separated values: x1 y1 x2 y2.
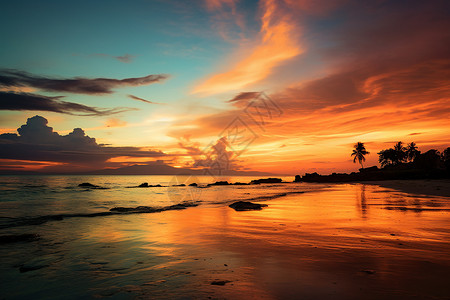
2 178 449 231
359 179 450 198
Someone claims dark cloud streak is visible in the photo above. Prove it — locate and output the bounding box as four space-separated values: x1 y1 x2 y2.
0 70 169 95
0 92 131 116
115 54 135 63
128 94 162 105
92 53 135 63
228 92 260 103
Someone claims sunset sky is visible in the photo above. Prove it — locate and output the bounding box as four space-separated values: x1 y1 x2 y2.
0 0 449 174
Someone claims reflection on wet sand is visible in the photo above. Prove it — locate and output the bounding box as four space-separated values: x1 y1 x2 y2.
1 183 449 299
357 184 368 218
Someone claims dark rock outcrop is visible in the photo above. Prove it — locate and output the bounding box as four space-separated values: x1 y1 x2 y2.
208 181 229 186
110 206 157 213
251 178 282 184
78 182 108 189
128 183 163 188
211 280 232 286
78 182 99 188
229 201 268 211
110 202 199 213
19 264 49 273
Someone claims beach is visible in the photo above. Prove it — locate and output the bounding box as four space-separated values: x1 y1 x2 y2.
2 0 449 299
1 177 449 299
366 179 450 198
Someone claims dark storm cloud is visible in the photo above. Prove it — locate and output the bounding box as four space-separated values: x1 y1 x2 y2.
0 92 129 115
0 116 166 166
0 70 169 94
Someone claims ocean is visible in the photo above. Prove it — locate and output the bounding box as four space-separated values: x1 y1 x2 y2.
1 176 449 299
0 175 300 223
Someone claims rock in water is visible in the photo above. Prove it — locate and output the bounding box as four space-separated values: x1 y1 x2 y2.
19 264 49 273
294 175 301 182
251 178 282 184
211 280 232 286
208 181 229 186
138 182 149 187
110 206 157 213
229 201 268 211
78 182 109 189
78 182 99 188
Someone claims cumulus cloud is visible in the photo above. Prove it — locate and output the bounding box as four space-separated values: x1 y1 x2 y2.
0 91 129 115
0 70 169 95
0 116 166 170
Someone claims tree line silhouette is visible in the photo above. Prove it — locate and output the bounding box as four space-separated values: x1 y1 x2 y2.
352 141 450 171
297 142 449 182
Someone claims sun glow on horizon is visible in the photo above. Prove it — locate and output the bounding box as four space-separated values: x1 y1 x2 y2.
0 0 448 174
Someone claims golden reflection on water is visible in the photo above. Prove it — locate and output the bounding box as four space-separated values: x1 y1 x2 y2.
3 183 449 299
77 183 450 299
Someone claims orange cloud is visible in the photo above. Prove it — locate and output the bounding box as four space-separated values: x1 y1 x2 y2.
0 128 16 134
107 156 158 164
105 118 127 128
172 55 450 174
0 86 36 93
194 0 302 95
204 0 236 11
0 159 64 171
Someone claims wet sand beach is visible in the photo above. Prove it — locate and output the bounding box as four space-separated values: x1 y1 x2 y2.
1 181 449 299
366 179 450 198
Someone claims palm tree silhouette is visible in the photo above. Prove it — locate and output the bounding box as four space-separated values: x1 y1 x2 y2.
394 141 406 163
351 142 370 169
405 142 420 162
378 148 397 167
